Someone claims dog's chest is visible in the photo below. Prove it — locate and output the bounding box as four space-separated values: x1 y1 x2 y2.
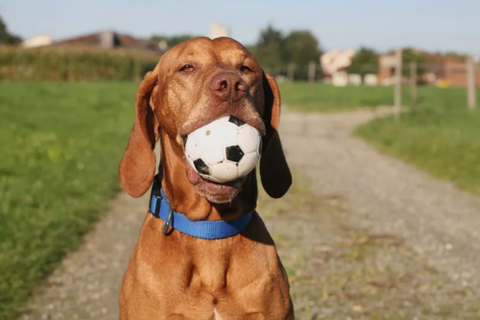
213 308 224 320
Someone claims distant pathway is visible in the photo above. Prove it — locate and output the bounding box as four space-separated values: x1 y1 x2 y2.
23 108 480 319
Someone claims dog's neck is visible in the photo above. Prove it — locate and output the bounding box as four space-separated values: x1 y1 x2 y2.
159 133 257 221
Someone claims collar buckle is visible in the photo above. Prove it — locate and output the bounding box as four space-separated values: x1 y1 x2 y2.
162 207 174 235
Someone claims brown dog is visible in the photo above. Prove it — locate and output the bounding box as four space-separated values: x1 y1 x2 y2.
118 37 294 320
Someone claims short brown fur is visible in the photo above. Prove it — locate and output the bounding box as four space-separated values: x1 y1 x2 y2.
118 37 293 319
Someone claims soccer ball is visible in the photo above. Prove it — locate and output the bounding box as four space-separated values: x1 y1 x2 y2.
185 116 262 183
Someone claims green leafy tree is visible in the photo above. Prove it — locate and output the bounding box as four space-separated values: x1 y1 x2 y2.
150 34 196 49
0 16 21 45
443 51 468 60
258 25 284 47
249 25 287 76
284 30 322 80
402 49 425 76
346 47 378 76
167 35 196 47
284 30 321 66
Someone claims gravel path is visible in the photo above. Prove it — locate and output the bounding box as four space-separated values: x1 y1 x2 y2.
22 109 480 319
280 110 480 288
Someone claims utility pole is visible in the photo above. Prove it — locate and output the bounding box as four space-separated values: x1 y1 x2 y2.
394 49 403 121
308 61 317 95
410 61 418 111
287 63 296 83
467 56 477 110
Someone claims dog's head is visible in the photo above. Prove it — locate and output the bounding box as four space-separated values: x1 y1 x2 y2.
119 37 291 209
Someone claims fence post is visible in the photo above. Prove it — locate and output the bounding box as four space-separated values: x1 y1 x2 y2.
287 63 296 83
467 56 477 110
394 49 403 121
410 61 417 111
308 61 317 95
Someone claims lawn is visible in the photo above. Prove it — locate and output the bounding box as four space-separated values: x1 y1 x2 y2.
0 82 138 319
356 109 480 194
279 82 479 113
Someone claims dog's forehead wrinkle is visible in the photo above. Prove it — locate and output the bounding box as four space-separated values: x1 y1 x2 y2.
215 48 249 67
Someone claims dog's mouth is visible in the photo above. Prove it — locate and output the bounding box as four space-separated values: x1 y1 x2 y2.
184 159 244 203
180 113 265 138
179 112 261 203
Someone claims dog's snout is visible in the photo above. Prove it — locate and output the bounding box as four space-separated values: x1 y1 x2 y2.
209 72 247 102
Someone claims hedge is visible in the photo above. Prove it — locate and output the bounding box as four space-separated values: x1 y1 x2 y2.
0 46 159 82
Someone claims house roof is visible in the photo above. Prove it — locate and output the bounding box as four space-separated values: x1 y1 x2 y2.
380 48 466 64
49 30 164 55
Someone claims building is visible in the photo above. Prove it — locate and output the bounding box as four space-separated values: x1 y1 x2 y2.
321 49 355 75
209 24 229 39
321 49 362 86
21 34 52 48
42 30 164 55
378 49 480 87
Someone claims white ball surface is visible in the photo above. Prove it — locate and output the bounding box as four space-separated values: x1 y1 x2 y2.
185 116 261 183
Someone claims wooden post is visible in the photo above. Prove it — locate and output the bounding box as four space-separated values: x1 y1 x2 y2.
410 61 417 111
308 61 317 95
467 56 477 110
394 49 403 121
287 63 296 83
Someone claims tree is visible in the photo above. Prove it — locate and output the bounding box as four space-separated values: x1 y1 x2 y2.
284 30 322 80
258 25 284 47
284 30 321 66
249 42 284 75
443 51 468 60
402 49 425 77
167 35 196 48
150 34 196 49
346 47 378 76
0 16 21 45
249 25 287 76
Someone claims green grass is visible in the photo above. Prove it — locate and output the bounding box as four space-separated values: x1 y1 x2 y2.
0 82 138 319
279 82 480 113
357 109 480 194
279 82 393 112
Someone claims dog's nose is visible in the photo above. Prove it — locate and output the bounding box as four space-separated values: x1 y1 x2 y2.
209 72 247 102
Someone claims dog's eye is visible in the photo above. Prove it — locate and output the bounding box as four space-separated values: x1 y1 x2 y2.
240 65 253 73
179 65 195 72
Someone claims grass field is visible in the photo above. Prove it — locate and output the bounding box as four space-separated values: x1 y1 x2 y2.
279 82 480 113
357 109 480 194
0 82 137 319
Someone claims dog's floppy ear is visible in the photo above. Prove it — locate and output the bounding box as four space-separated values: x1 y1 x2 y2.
118 66 160 198
260 71 292 198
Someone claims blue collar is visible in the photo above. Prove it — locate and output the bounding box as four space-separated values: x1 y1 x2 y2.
149 177 253 240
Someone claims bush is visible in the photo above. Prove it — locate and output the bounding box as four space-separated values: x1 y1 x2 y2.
0 46 160 82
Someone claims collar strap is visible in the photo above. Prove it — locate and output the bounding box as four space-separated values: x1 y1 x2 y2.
149 176 252 240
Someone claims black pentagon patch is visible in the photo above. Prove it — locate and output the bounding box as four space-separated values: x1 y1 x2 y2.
226 145 244 162
194 158 210 175
228 116 245 127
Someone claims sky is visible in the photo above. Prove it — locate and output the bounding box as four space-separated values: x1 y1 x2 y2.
1 0 479 55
